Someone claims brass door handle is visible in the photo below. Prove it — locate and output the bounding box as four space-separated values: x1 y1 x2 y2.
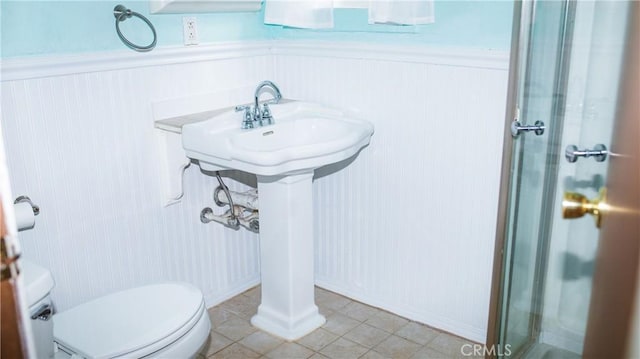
562 188 607 228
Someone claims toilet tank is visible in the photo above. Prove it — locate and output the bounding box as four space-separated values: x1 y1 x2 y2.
21 259 55 358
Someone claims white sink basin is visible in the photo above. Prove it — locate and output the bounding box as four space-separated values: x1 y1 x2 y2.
181 101 374 176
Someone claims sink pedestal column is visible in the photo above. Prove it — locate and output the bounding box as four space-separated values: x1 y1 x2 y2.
251 172 325 340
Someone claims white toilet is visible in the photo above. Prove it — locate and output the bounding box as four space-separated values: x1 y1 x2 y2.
21 260 211 358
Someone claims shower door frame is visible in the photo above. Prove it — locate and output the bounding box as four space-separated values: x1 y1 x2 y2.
486 1 577 356
485 0 524 351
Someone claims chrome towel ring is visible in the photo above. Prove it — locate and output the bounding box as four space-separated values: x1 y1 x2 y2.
113 4 157 52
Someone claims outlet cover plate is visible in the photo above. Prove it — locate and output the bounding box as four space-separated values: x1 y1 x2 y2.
182 17 199 45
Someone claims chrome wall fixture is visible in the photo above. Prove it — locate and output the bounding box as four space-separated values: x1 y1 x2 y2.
511 120 546 137
113 4 157 52
565 144 608 163
14 195 39 216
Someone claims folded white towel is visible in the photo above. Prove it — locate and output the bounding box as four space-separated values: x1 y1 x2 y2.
368 0 435 25
265 0 334 29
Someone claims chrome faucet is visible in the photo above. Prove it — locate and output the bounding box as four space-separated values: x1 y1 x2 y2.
254 80 282 126
235 81 282 129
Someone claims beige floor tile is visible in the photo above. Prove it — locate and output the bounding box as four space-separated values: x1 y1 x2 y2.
319 337 369 359
298 328 339 351
318 298 353 313
395 322 439 346
219 293 259 320
373 335 422 359
199 331 234 357
243 285 261 300
360 350 391 359
239 331 285 354
314 287 333 301
454 348 485 359
315 288 353 312
318 305 335 319
210 343 260 359
208 306 235 327
266 342 315 359
208 287 483 359
410 347 450 359
213 315 257 341
322 312 361 336
365 311 409 333
342 323 391 348
338 301 381 322
426 333 474 358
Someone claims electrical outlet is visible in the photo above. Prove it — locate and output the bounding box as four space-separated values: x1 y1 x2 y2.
182 17 199 46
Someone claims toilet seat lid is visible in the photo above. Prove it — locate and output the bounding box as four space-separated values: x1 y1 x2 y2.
53 282 204 359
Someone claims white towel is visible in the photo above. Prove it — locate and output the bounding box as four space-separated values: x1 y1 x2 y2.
368 0 435 25
264 0 334 29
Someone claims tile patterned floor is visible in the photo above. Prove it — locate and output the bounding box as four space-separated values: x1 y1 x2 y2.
198 286 481 359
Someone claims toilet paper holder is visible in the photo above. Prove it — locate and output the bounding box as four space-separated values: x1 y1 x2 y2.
14 196 40 216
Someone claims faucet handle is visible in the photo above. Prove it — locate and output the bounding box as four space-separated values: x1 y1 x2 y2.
235 105 254 129
261 103 274 125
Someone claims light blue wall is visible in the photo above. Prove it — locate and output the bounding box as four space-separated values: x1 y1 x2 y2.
0 1 513 58
0 1 269 58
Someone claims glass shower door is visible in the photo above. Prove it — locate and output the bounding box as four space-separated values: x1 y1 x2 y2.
498 0 573 355
497 1 631 357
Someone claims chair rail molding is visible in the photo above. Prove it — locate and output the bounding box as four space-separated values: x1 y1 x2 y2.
1 40 509 82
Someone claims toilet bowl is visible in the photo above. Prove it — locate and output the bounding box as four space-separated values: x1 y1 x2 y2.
21 260 211 358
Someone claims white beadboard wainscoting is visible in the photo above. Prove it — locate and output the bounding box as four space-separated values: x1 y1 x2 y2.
272 42 509 342
0 41 508 342
0 43 273 313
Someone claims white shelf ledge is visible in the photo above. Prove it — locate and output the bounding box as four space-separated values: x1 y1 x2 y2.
149 0 262 14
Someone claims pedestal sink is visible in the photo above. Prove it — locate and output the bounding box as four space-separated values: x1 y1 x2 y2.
182 101 374 340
